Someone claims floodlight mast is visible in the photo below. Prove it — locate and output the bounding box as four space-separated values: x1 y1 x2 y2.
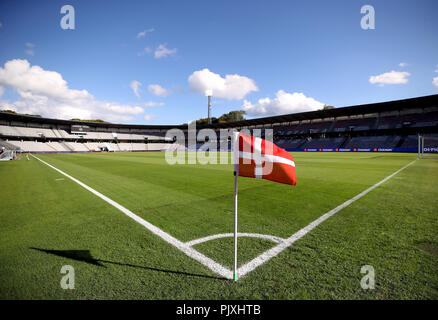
205 89 213 125
208 95 212 124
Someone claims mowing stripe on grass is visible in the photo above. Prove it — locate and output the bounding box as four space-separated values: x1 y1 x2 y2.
31 154 234 280
236 159 417 279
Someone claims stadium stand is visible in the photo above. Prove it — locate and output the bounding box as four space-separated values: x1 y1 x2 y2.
0 94 437 153
398 135 419 148
344 136 387 149
376 115 398 130
303 137 345 149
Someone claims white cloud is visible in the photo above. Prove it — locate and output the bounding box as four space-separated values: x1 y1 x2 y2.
433 77 438 90
137 47 152 56
398 62 408 67
148 84 171 97
25 42 35 56
0 100 16 111
242 90 324 117
0 59 144 122
144 101 164 107
369 70 410 86
137 28 154 39
144 114 155 121
188 68 258 100
154 44 177 59
0 59 90 100
130 80 141 98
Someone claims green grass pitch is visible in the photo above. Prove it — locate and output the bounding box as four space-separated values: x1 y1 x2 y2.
0 152 437 299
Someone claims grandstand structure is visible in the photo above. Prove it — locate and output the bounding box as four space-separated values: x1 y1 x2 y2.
0 94 437 154
0 114 181 153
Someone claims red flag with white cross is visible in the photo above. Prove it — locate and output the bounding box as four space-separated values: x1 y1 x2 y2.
233 131 297 186
231 131 297 281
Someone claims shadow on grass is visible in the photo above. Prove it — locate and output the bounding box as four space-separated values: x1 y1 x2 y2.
30 247 226 281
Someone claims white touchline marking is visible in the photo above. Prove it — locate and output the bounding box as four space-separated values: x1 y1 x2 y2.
31 155 234 280
186 233 285 247
32 154 417 281
236 159 417 279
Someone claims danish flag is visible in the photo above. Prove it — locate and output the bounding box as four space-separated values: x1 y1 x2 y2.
233 132 297 186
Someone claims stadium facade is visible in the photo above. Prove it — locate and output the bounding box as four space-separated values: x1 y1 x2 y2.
1 94 437 155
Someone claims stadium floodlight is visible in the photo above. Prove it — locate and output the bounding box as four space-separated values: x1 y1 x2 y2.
205 90 213 125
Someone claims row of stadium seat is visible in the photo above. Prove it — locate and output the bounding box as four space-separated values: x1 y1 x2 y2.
273 112 438 135
2 111 437 142
3 135 437 152
273 134 438 149
0 125 162 141
4 139 186 152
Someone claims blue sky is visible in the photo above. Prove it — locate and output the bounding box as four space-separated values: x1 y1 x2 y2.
0 0 437 124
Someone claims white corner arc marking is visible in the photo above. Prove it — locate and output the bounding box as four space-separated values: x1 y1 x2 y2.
186 233 285 247
31 155 233 280
32 154 417 281
236 159 417 279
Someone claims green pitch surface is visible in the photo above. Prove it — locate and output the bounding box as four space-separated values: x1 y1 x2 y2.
0 152 437 299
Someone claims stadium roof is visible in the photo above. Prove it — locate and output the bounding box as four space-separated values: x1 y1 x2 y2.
212 94 438 128
1 94 437 130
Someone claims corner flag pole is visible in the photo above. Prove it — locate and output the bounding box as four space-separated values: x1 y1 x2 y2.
232 131 239 281
233 171 238 281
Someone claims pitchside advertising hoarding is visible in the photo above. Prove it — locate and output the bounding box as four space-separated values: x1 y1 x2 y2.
189 146 438 153
284 147 438 153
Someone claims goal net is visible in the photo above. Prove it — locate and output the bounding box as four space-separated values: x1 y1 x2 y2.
418 135 438 159
0 149 16 161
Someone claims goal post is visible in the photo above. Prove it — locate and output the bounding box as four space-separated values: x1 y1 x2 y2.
0 149 16 161
418 134 438 159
